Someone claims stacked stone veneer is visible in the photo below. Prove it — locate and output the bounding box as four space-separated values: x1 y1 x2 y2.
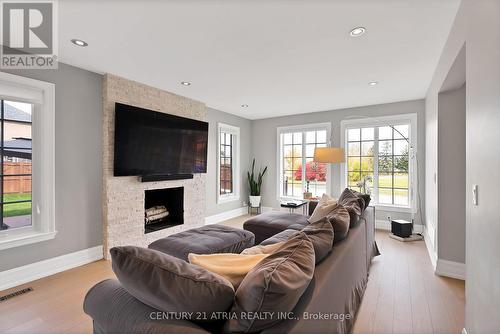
102 74 206 258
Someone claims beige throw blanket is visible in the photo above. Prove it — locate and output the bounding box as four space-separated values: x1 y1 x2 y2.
188 242 284 289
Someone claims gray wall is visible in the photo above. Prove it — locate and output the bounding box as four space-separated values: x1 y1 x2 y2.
465 1 500 332
424 1 466 259
251 99 426 225
0 64 103 271
438 84 466 263
205 107 252 216
427 0 500 331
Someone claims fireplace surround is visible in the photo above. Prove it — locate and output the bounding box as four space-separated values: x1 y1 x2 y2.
102 74 207 258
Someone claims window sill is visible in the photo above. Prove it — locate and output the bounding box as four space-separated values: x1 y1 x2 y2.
373 204 415 213
217 195 240 204
0 229 57 251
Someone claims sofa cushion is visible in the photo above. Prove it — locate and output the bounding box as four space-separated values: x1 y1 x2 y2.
308 193 337 223
260 218 334 263
327 204 351 242
352 190 371 210
301 217 334 262
243 211 309 244
188 253 269 289
260 229 298 246
241 242 285 255
228 232 315 333
110 246 235 317
338 188 363 227
148 224 255 261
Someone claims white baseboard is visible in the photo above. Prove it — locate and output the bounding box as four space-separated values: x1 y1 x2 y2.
376 221 465 280
423 224 438 269
0 245 103 291
375 219 424 233
462 328 468 334
205 207 247 225
436 259 466 280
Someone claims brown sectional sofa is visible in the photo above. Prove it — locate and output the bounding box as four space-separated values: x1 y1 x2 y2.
84 206 377 334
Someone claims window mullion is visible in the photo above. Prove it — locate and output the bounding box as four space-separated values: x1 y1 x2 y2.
280 133 284 198
392 128 395 205
301 131 306 197
373 127 379 204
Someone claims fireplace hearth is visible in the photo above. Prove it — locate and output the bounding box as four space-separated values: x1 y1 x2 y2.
144 187 184 234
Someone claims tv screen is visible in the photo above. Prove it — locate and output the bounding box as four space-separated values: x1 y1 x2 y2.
113 103 208 176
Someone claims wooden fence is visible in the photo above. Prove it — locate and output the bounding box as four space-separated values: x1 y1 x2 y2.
3 162 31 194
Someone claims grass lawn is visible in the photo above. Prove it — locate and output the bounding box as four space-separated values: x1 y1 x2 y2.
3 193 31 217
378 173 409 188
349 173 409 205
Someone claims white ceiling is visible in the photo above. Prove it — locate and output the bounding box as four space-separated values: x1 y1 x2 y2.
59 0 460 120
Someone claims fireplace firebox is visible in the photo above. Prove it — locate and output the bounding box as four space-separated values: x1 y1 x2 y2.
144 187 184 234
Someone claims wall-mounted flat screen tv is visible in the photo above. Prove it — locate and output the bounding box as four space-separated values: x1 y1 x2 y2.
113 103 208 177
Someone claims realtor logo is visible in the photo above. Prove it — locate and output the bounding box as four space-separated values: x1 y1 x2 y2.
1 0 58 69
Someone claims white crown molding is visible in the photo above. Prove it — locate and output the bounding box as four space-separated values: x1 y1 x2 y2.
204 207 247 225
0 245 103 291
436 259 465 280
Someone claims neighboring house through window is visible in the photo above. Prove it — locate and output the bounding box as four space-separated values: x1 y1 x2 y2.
217 123 240 203
278 123 331 199
341 114 417 210
0 101 33 231
0 72 55 250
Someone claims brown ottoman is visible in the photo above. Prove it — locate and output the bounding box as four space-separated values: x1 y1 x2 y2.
148 224 255 261
243 211 309 244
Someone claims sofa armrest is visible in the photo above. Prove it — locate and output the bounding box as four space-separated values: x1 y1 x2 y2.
84 279 210 334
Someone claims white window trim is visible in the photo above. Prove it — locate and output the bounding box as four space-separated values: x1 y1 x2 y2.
217 123 240 204
276 122 332 201
0 72 56 250
340 113 418 213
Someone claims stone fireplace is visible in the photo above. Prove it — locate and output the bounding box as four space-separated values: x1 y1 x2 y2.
102 74 206 258
144 187 184 233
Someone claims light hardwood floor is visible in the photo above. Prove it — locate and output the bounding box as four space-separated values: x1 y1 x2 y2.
0 217 464 334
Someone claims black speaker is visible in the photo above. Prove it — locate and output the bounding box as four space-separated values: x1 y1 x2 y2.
391 220 413 238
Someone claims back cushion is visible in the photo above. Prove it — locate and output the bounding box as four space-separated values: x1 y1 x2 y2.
260 219 333 264
327 204 350 242
338 188 363 227
229 232 315 333
301 218 334 263
110 246 234 318
352 189 371 209
308 193 337 223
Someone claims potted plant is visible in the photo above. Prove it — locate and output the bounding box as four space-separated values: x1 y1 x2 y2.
247 158 268 207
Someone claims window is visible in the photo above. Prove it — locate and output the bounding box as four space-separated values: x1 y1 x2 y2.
342 114 417 210
278 123 331 199
0 72 55 250
0 100 33 231
217 123 240 203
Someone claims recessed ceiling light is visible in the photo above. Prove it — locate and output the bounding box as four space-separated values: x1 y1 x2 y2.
181 81 191 86
369 81 378 86
350 27 366 37
71 39 88 47
241 104 249 108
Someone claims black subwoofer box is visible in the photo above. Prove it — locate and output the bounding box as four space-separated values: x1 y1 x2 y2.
391 220 412 238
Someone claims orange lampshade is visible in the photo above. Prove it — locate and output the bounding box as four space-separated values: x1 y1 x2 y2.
313 147 345 163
